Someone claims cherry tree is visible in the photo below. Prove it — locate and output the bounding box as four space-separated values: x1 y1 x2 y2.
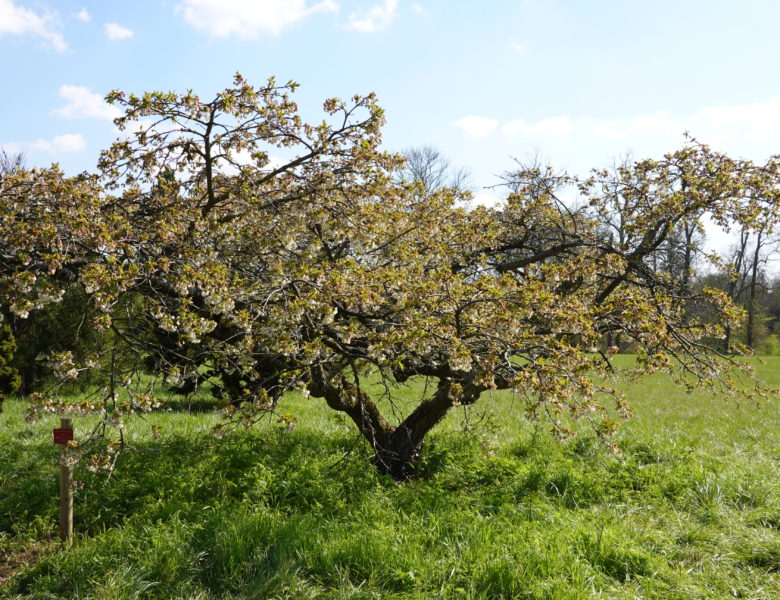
3 76 779 478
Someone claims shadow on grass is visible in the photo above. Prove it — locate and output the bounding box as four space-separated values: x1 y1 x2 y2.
6 425 422 599
1 425 380 538
3 402 778 599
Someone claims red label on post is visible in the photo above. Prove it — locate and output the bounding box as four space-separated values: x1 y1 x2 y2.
53 428 74 445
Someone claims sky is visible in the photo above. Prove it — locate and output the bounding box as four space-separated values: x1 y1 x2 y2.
2 0 780 209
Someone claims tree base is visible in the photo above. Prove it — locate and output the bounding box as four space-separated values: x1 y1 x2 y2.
373 440 424 480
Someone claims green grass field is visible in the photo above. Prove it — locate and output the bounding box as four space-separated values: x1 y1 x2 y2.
1 357 778 599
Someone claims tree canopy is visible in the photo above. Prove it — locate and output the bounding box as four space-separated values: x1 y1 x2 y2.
2 75 779 478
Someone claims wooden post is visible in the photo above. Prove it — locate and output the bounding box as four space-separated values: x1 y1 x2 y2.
57 417 73 545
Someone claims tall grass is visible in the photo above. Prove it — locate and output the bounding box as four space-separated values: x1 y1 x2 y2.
1 357 778 599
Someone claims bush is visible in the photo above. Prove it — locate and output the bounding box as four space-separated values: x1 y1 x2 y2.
0 324 21 410
10 286 107 394
757 334 780 356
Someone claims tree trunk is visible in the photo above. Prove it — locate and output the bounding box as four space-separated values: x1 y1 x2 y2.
681 221 694 295
373 378 483 479
724 229 749 354
746 230 763 349
372 433 425 480
309 367 481 480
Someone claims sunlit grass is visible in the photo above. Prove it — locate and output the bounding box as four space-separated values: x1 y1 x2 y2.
1 358 778 599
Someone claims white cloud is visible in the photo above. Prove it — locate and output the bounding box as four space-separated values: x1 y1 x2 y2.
455 115 572 140
531 116 574 137
587 100 780 145
470 192 502 208
500 119 527 136
502 116 573 138
510 40 528 53
411 3 428 17
577 112 686 143
28 134 87 154
53 85 122 120
104 22 133 40
450 115 499 138
699 97 780 141
346 0 398 33
177 0 339 38
0 0 66 51
496 99 780 145
0 142 23 155
591 119 626 140
487 96 780 177
75 8 90 22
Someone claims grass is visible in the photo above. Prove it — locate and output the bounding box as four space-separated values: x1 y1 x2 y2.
1 357 778 599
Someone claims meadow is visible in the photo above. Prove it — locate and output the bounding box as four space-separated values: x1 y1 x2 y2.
1 357 778 599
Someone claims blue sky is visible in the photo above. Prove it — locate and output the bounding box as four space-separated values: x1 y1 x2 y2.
2 0 780 205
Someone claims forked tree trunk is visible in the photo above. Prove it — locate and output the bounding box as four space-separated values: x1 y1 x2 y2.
372 432 425 480
310 367 481 480
370 379 470 479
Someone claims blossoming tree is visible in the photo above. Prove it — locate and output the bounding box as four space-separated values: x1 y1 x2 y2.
2 75 778 478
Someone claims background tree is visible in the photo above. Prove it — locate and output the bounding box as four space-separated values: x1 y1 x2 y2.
759 275 780 353
743 228 778 349
0 150 23 406
0 150 25 177
497 152 572 200
398 145 470 196
0 151 108 393
708 227 778 351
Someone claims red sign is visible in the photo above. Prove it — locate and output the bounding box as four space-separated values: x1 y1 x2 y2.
53 428 74 445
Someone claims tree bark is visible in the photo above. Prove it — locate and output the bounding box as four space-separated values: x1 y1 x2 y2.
747 230 763 349
372 379 467 479
309 367 481 480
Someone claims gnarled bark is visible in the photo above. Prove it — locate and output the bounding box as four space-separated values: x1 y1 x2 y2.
309 366 482 479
